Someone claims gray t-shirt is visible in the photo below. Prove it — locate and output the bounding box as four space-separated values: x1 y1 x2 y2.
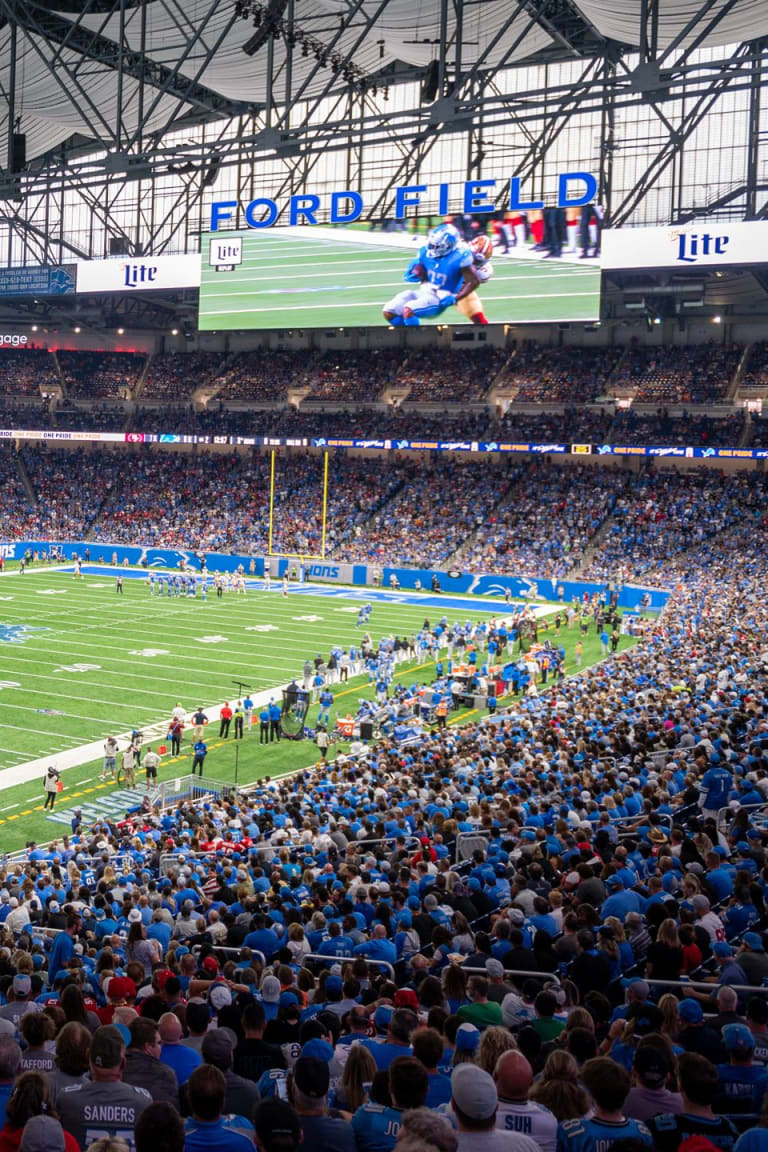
57 1078 152 1151
624 1085 684 1123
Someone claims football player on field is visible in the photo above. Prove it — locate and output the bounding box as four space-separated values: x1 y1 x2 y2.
455 234 493 325
382 223 480 326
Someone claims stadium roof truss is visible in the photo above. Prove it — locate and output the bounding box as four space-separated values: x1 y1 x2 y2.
0 0 767 263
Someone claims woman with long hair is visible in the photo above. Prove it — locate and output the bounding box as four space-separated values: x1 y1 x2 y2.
126 921 160 978
528 1050 591 1122
48 1022 91 1104
646 918 684 982
441 964 467 1015
331 1044 377 1115
59 985 99 1034
0 1072 79 1152
602 917 634 972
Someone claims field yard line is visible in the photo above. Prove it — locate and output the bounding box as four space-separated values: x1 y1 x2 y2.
0 658 274 697
0 685 168 712
211 266 598 287
0 700 156 725
200 290 600 315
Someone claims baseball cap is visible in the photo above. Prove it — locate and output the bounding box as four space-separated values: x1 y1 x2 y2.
744 932 766 952
108 977 136 1001
301 1038 334 1063
261 975 281 1004
713 942 733 957
91 1025 125 1069
454 1023 480 1053
374 1005 394 1032
201 1028 234 1067
634 1046 671 1088
253 1099 301 1152
202 956 219 974
12 975 30 996
19 1116 66 1152
451 1063 497 1120
678 999 703 1024
127 908 142 924
325 975 343 998
486 959 504 980
621 978 649 1000
723 1023 756 1052
294 1056 330 1099
394 989 418 1011
279 991 299 1010
209 984 232 1011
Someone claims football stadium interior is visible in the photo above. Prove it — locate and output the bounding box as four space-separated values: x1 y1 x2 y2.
0 3 768 1150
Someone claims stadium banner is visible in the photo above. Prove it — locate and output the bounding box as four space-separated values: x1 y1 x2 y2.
198 175 603 330
380 567 669 611
273 559 364 584
0 426 766 460
75 253 200 294
601 220 768 270
1 540 668 611
0 427 767 460
0 265 76 296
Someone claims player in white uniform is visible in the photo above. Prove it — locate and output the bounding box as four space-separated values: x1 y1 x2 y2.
456 234 494 325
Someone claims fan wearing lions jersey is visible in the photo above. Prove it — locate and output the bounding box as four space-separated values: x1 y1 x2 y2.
382 223 480 327
57 1025 151 1152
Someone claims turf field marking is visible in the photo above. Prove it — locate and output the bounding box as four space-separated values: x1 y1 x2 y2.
200 290 600 316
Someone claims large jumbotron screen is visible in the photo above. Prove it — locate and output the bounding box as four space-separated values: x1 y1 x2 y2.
198 223 602 330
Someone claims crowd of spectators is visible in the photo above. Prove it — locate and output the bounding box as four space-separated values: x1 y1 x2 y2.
2 446 767 587
451 463 618 578
21 448 125 541
740 341 768 392
397 349 507 404
497 345 621 403
612 344 741 404
58 352 146 400
609 408 745 448
141 354 225 401
583 468 768 582
303 350 405 403
0 512 767 1151
212 350 316 403
0 350 60 396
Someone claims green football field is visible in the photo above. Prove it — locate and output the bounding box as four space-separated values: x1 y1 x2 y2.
198 229 601 330
0 567 634 848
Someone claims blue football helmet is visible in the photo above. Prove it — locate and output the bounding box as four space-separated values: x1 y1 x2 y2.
426 223 460 259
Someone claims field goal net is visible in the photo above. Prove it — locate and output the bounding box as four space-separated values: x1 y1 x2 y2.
267 449 330 560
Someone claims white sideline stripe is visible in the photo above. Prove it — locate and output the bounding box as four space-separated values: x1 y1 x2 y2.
0 683 288 792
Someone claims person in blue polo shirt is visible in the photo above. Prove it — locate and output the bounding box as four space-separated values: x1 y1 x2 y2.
184 1063 254 1152
159 1012 201 1087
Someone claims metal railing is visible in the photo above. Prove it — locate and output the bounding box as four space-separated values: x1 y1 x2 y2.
301 953 395 980
716 801 768 833
460 966 560 985
150 773 239 811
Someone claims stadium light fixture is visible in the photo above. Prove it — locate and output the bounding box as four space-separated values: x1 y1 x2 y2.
73 326 81 333
171 328 179 335
117 327 125 334
713 314 722 323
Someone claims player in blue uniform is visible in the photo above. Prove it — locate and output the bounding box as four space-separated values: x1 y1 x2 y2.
382 224 480 326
